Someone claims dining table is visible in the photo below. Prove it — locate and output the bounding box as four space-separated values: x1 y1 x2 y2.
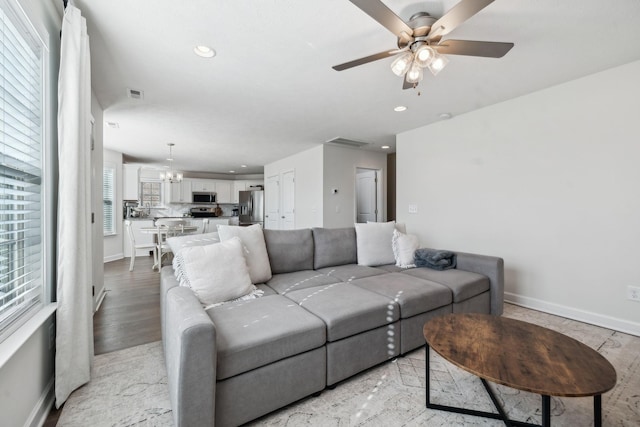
140 224 199 270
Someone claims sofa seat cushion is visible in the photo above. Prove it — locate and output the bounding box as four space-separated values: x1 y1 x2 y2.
402 268 490 303
208 295 326 380
350 273 452 318
266 270 341 295
316 264 387 282
285 283 399 342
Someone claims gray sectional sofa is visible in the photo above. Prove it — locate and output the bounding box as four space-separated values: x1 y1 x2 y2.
161 227 504 427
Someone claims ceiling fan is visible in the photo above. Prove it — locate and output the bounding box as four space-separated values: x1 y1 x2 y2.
332 0 514 89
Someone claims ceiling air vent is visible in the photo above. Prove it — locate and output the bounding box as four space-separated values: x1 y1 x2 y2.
127 88 144 100
325 137 370 148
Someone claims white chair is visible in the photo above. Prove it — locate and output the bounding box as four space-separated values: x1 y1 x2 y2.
202 218 210 234
125 220 157 272
155 219 188 268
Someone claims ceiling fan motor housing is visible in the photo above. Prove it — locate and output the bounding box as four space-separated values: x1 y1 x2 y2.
397 12 437 49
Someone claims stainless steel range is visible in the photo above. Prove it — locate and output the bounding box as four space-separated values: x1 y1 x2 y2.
189 207 218 218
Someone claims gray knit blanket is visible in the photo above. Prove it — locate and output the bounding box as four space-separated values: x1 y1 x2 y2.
414 249 457 271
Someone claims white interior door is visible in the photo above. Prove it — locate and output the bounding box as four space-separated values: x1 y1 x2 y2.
356 169 377 223
281 170 295 230
265 174 280 229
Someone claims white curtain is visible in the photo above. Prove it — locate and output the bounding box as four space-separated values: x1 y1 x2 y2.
55 1 94 408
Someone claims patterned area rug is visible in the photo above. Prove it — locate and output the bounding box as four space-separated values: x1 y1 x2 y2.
57 304 640 426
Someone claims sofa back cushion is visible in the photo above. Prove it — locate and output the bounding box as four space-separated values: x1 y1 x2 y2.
263 229 314 274
312 227 357 269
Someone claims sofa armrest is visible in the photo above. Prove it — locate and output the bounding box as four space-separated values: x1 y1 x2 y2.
165 286 216 427
454 251 504 315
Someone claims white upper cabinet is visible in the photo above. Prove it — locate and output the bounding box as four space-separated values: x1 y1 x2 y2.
191 179 216 192
123 164 140 200
166 178 192 203
232 181 246 203
214 180 233 203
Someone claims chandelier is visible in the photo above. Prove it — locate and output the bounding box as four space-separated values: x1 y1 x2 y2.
159 143 183 183
390 42 449 85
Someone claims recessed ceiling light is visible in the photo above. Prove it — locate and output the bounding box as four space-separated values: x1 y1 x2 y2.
439 112 453 120
381 145 390 149
240 164 247 168
194 45 216 58
229 170 235 173
394 105 407 112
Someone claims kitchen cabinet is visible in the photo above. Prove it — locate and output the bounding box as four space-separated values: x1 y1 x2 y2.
123 164 139 200
232 181 246 203
214 180 233 203
123 219 154 257
166 178 192 203
191 179 216 192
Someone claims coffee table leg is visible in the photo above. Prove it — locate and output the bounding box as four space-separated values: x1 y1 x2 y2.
542 395 551 427
594 395 602 427
425 343 431 407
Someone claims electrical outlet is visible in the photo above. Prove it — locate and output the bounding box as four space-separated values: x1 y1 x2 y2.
628 286 640 302
408 204 418 214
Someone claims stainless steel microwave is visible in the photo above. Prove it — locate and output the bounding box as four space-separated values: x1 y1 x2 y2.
192 191 217 204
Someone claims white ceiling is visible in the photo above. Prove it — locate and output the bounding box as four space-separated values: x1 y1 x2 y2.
68 0 640 175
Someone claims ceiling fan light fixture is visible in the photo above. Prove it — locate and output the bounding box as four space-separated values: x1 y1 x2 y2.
390 52 414 76
406 62 423 84
428 53 449 76
413 45 435 68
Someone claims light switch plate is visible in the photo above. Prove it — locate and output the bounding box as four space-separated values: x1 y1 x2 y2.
408 204 418 214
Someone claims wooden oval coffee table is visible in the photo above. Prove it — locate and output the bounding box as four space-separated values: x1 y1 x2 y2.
423 313 617 427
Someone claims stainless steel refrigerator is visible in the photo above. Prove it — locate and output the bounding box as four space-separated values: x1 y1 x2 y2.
238 190 264 226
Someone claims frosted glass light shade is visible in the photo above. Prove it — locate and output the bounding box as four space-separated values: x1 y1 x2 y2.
414 45 435 68
428 53 449 76
390 52 414 76
406 62 423 84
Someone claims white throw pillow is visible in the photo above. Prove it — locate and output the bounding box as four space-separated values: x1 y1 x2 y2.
166 231 220 256
355 221 396 266
217 224 272 284
173 237 257 308
392 229 419 268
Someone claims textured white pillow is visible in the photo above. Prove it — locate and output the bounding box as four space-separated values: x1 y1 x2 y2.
173 237 255 308
166 231 220 256
355 221 396 266
217 224 272 284
392 229 419 268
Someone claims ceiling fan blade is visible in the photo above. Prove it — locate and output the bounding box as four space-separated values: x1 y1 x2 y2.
332 49 400 71
427 0 495 43
435 39 514 58
349 0 413 39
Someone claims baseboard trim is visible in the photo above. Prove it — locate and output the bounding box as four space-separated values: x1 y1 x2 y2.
27 376 54 427
505 292 640 337
104 253 123 263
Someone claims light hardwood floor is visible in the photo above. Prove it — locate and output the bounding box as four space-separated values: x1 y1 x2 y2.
45 254 161 426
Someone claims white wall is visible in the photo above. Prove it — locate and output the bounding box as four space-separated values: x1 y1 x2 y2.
397 60 640 335
264 145 324 228
0 0 60 425
103 149 124 262
91 94 105 307
323 145 388 228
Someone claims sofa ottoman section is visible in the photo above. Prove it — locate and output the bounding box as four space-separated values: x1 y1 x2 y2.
208 294 326 380
349 272 454 354
215 347 326 427
285 283 401 385
266 270 341 295
402 268 491 313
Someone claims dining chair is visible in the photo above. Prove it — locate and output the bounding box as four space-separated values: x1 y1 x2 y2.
202 218 210 234
125 220 157 271
155 218 189 268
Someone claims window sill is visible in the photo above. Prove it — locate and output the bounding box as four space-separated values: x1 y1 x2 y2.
0 303 57 369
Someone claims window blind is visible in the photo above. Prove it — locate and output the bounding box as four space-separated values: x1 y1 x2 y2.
0 0 45 342
103 166 115 235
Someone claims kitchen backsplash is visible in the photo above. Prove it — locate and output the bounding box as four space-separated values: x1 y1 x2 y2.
147 203 237 218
